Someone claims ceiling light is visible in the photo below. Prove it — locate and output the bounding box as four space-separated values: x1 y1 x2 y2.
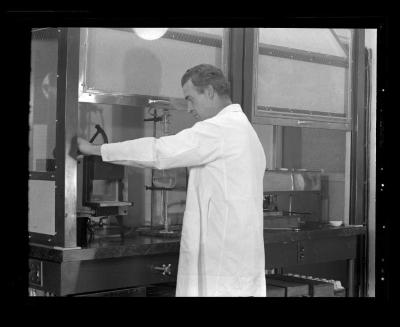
133 28 168 40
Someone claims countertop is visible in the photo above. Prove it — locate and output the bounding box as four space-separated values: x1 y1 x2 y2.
29 224 366 263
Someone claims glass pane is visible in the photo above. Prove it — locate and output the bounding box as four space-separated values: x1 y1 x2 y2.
90 180 119 202
257 28 352 118
29 180 56 235
85 28 223 97
29 28 58 172
280 126 348 222
259 28 348 56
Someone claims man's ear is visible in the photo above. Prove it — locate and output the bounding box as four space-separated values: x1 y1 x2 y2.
206 85 215 99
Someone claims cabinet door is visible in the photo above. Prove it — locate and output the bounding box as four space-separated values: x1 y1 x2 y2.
60 254 179 296
265 242 298 269
298 237 357 265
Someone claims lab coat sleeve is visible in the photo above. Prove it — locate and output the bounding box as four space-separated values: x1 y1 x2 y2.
100 121 223 169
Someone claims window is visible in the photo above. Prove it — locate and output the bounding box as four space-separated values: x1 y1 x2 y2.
253 28 353 130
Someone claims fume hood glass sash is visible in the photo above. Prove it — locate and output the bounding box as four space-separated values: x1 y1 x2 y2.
78 28 228 109
250 28 353 130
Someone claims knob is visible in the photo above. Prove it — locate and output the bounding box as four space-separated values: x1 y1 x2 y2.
153 264 172 275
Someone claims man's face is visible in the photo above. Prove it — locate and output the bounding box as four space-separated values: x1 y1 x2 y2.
182 79 214 120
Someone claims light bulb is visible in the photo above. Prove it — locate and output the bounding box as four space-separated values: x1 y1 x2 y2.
133 28 168 40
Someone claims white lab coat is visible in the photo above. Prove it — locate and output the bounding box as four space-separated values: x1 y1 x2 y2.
101 104 267 297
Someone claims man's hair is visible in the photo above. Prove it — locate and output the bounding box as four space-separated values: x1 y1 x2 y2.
181 64 231 98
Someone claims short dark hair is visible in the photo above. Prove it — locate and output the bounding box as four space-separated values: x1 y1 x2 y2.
181 64 231 98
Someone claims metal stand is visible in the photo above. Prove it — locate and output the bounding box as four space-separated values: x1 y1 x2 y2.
143 100 178 236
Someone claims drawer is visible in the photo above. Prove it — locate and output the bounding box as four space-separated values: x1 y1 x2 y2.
59 254 179 296
265 276 309 297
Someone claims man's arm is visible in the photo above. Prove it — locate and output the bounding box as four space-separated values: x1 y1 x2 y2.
100 121 223 169
77 137 102 156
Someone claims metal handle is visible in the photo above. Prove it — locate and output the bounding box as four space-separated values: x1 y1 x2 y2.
153 264 172 275
148 99 171 107
297 120 308 125
89 124 109 144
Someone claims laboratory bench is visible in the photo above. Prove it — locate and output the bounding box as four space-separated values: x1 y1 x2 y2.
28 224 366 296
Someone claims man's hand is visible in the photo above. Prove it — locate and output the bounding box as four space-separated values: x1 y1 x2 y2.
77 137 102 156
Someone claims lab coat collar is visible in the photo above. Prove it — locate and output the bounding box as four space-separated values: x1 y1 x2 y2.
216 103 242 117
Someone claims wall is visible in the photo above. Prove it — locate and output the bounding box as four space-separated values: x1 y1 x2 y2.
279 126 347 222
301 128 346 221
109 105 150 227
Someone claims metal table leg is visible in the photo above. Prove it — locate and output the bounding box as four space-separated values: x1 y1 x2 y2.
347 258 355 297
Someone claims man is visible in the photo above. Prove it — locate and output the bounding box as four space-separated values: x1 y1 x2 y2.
78 64 267 296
